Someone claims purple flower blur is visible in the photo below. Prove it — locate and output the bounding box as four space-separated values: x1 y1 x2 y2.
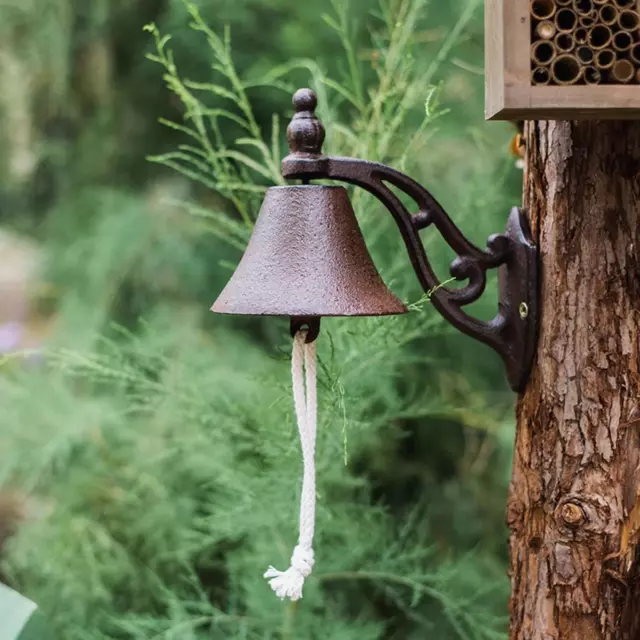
0 321 23 354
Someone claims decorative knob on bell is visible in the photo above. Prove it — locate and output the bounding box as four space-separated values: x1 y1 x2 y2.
211 183 407 336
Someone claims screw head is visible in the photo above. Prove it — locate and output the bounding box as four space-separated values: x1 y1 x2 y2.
519 302 529 319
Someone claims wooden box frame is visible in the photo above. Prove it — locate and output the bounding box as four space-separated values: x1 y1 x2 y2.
485 0 640 120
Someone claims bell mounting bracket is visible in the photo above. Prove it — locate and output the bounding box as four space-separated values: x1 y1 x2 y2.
282 89 538 392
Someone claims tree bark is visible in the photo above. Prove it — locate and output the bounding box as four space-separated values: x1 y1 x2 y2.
509 121 640 640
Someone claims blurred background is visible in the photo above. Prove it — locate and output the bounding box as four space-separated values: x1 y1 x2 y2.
0 0 522 638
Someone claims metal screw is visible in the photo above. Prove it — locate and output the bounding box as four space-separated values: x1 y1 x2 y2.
519 302 529 319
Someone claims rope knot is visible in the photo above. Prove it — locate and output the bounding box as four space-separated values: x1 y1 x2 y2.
291 544 314 577
264 545 314 601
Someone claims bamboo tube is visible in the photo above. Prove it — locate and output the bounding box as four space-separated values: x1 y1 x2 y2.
577 45 595 63
614 31 633 52
583 65 602 84
614 0 635 8
532 67 552 85
532 40 557 65
631 43 640 64
618 10 640 31
599 4 620 25
593 0 608 4
536 20 557 40
579 15 595 27
557 0 573 5
531 0 556 20
595 48 616 69
612 58 635 82
588 25 613 49
575 27 589 44
556 8 579 31
573 0 594 15
555 32 576 52
551 54 583 83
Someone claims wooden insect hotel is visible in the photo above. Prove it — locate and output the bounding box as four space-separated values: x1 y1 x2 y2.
486 0 640 119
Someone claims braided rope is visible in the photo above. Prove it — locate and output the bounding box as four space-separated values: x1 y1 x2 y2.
264 330 317 601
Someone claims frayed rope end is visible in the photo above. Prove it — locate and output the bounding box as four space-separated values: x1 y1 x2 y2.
264 545 314 601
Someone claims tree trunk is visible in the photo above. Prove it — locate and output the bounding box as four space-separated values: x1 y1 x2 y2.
508 121 640 640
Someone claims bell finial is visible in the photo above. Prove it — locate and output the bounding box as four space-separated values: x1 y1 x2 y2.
293 87 317 112
287 88 325 156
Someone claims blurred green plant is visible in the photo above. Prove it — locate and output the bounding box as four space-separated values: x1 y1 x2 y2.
0 0 519 638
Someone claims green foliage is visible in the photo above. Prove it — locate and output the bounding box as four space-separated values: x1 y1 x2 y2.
0 0 521 638
3 309 509 639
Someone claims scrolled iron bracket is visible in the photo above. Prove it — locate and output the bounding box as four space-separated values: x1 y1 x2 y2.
282 88 539 392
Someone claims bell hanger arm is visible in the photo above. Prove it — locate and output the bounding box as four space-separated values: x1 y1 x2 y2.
282 88 538 392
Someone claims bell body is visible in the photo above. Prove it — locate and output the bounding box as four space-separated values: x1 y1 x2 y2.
211 185 407 317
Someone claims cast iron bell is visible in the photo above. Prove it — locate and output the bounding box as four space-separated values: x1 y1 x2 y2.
211 184 407 325
213 86 539 391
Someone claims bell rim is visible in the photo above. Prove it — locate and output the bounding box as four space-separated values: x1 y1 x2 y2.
266 184 346 192
210 307 409 317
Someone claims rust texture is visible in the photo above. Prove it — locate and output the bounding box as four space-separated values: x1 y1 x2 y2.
282 89 538 391
509 120 640 639
211 184 407 318
213 88 539 389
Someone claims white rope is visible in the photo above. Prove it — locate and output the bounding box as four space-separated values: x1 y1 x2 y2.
264 329 317 601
